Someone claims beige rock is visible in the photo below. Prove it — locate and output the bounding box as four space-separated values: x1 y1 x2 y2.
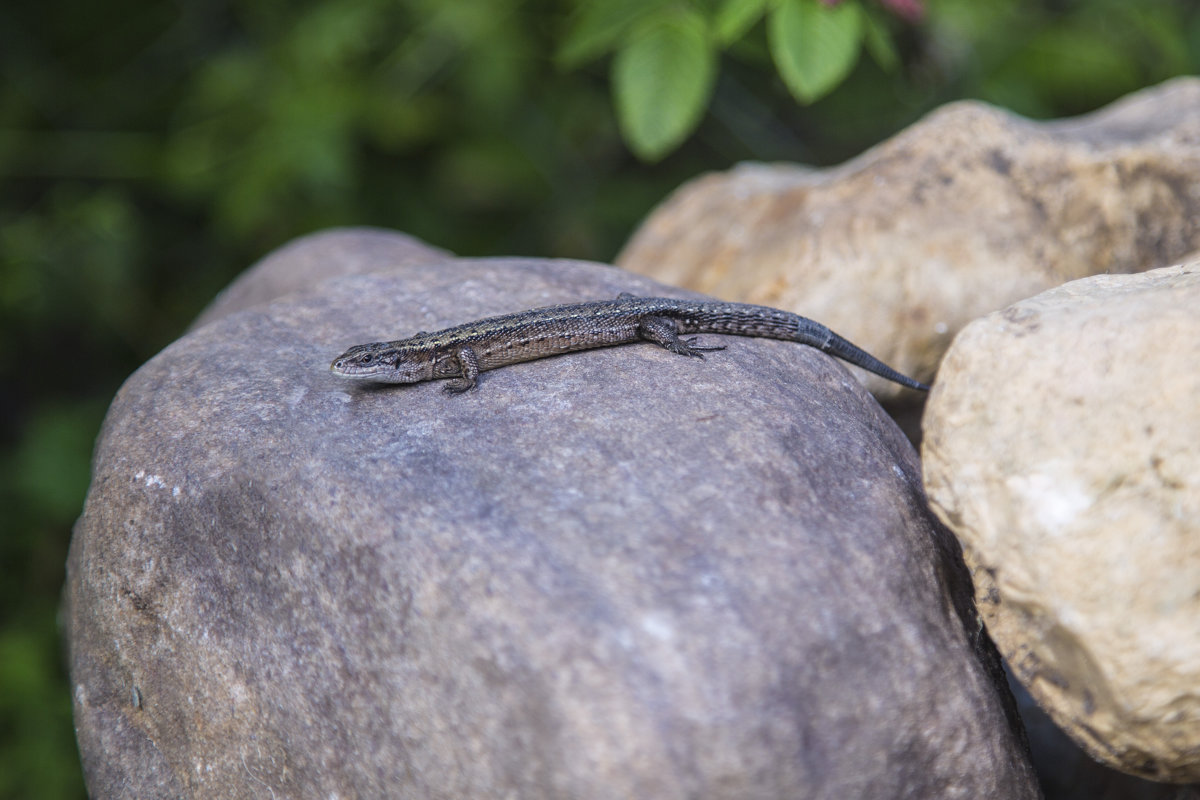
617 78 1200 399
922 262 1200 782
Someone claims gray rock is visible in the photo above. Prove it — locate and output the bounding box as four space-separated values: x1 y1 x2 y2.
68 233 1039 799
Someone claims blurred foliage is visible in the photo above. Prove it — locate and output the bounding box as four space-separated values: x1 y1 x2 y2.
0 0 1197 795
564 0 906 159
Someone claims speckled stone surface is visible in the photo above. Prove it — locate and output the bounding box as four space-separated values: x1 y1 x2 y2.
67 232 1038 799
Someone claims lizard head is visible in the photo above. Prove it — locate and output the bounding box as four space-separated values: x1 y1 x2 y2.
330 342 434 384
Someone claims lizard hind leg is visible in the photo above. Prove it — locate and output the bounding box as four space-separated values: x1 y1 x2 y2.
443 346 481 393
637 316 725 359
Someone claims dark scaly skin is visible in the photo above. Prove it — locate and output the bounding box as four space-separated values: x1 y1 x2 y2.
330 294 930 393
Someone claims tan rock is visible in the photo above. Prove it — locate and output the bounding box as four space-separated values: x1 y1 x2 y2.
922 262 1200 782
617 78 1200 398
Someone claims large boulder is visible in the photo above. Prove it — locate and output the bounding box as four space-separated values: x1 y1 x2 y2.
617 78 1200 398
923 261 1200 783
67 231 1038 798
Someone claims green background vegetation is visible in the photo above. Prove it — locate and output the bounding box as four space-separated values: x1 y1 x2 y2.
2 0 1197 795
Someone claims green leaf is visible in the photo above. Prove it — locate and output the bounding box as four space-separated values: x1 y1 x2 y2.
558 0 667 68
714 0 769 45
768 0 864 104
612 9 717 161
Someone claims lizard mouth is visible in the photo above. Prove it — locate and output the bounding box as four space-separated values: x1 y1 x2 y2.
330 355 383 378
330 353 427 383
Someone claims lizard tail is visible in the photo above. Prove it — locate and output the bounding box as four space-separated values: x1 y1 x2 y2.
817 329 929 391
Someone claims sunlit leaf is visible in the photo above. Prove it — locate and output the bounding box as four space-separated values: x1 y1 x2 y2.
768 0 863 104
612 8 716 161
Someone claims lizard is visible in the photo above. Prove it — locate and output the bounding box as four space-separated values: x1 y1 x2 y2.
330 294 929 393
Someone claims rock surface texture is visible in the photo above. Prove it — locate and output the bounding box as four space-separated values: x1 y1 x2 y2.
923 262 1200 783
67 230 1039 799
617 78 1200 398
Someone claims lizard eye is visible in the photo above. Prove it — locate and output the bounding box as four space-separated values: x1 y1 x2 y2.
358 352 374 364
